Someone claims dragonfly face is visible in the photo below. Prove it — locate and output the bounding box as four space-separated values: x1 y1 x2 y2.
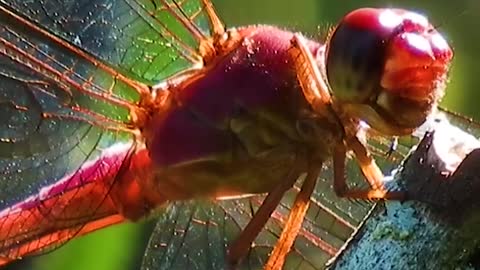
0 1 466 270
325 8 453 136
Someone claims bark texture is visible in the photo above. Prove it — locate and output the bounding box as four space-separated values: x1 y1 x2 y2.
330 122 480 270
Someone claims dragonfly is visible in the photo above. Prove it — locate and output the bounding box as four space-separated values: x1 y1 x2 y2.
0 0 472 269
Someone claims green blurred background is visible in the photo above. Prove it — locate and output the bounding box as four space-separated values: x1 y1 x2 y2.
6 1 479 269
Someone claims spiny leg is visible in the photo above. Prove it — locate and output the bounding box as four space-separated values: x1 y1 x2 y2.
264 164 321 270
199 0 243 63
227 160 303 267
288 34 332 109
201 0 225 37
334 137 405 200
289 33 404 201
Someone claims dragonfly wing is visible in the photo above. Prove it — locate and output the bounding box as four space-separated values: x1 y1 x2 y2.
0 0 143 261
0 0 224 208
0 0 225 264
2 0 210 84
0 1 139 208
438 108 480 138
142 168 374 270
141 200 244 270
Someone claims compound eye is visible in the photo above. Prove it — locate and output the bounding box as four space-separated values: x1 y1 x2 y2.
326 8 386 104
325 8 453 135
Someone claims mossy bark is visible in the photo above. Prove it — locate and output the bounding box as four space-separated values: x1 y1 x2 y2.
330 127 480 270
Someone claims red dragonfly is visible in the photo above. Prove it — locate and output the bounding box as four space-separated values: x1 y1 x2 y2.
0 0 468 269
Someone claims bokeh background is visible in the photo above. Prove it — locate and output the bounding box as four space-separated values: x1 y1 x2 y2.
6 0 480 269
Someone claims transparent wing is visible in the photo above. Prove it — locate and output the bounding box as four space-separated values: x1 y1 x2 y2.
438 107 480 138
0 0 214 262
0 1 138 209
141 159 379 270
1 0 210 84
0 0 217 206
141 117 434 269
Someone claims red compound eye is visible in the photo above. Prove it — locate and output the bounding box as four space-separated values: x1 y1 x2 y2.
325 8 453 135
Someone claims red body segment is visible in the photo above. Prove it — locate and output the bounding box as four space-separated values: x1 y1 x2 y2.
0 3 457 268
148 26 322 167
140 26 341 203
0 26 342 262
0 143 131 262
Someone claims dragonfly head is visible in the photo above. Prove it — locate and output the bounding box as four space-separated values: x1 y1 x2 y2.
325 8 453 136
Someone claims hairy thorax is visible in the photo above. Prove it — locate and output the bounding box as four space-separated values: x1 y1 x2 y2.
141 26 343 203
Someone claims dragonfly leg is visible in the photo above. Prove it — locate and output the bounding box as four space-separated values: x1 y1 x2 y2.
199 0 244 64
201 0 225 37
264 163 321 270
288 34 332 113
227 159 303 267
334 138 405 200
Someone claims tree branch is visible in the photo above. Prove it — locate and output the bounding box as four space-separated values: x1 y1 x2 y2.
330 120 480 269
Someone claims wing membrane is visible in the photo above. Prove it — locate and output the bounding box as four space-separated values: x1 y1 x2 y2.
142 162 376 270
141 122 429 269
0 141 134 262
0 5 137 208
2 0 455 268
439 108 480 138
1 0 210 84
0 0 218 218
0 0 222 264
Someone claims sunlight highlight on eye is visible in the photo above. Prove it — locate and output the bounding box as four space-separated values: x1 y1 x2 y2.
379 10 403 28
403 12 429 27
405 33 431 54
431 33 450 52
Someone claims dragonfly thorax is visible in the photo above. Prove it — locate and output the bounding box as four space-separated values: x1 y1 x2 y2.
139 26 344 202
